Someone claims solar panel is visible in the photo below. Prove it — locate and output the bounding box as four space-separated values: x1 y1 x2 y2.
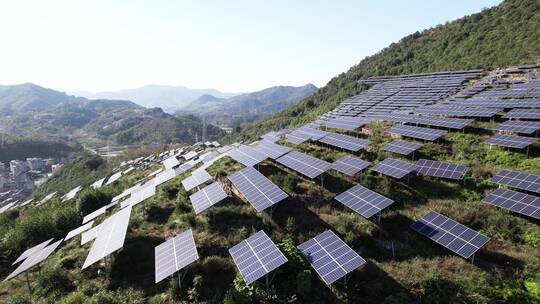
92 178 106 189
253 141 292 159
298 230 366 285
154 168 178 186
416 159 467 180
285 131 311 144
494 121 540 134
228 167 288 212
63 186 82 201
5 239 63 280
163 156 180 170
183 151 198 160
12 238 53 265
371 158 417 179
121 182 156 208
491 170 540 194
335 184 394 218
217 146 234 154
155 229 199 284
382 140 423 155
320 116 370 131
229 230 287 285
484 134 537 149
82 206 132 269
175 162 193 175
65 221 94 241
276 151 332 179
483 188 540 220
106 172 122 185
387 125 447 141
227 145 268 166
189 182 228 214
411 211 490 259
82 206 107 224
331 155 371 177
503 108 540 119
182 169 212 191
260 131 283 142
318 132 372 152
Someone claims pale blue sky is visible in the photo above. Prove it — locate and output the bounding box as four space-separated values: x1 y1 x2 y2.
0 0 501 93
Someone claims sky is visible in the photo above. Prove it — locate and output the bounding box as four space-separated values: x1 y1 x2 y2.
0 0 502 93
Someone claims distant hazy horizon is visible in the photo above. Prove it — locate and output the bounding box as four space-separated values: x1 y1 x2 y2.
0 1 501 93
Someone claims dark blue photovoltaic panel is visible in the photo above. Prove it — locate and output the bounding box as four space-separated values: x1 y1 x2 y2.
276 151 331 179
318 132 372 152
416 159 467 180
229 231 287 285
382 140 422 155
335 184 394 218
484 134 537 149
483 188 540 220
253 141 292 159
491 170 540 194
371 158 417 179
503 109 540 119
331 156 371 177
411 211 490 259
227 145 268 166
154 229 199 283
189 182 228 214
298 230 366 285
387 125 447 141
228 167 288 212
494 121 540 134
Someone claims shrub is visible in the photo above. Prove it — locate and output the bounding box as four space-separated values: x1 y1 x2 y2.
296 270 312 296
522 228 540 248
76 189 112 215
90 288 145 304
33 266 73 298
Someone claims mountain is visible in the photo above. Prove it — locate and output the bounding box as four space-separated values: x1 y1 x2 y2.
71 84 239 113
178 84 318 127
232 0 540 141
0 83 84 113
0 84 225 146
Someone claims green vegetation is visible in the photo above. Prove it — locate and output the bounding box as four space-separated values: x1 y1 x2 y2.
228 0 540 142
0 136 81 163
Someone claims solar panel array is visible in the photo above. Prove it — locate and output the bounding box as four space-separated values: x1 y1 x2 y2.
155 229 199 283
494 121 540 134
416 159 467 180
331 155 371 177
229 231 288 285
82 206 132 269
228 167 288 212
65 221 94 241
5 239 63 280
484 134 537 149
483 188 540 220
82 206 107 224
227 145 268 167
382 140 423 155
503 108 540 119
276 151 332 179
335 184 394 218
106 172 122 185
318 132 372 152
163 156 180 170
253 141 292 159
189 182 228 214
372 158 417 179
298 230 366 285
12 238 53 265
387 125 447 141
491 170 540 194
182 169 212 191
121 183 156 208
411 211 490 259
320 116 371 131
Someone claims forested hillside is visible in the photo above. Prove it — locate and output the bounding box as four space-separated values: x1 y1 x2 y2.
0 136 81 163
231 0 540 142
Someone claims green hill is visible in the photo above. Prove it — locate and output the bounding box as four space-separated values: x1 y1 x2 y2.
231 0 540 142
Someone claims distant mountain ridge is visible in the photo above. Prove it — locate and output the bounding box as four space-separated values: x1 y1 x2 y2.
0 83 224 146
178 84 318 127
71 84 239 113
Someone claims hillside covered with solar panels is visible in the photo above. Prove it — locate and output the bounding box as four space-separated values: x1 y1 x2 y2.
1 1 540 304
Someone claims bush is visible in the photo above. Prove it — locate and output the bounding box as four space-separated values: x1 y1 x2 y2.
76 189 113 215
33 266 73 297
90 288 145 304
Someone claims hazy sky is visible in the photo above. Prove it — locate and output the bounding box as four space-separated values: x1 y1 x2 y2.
0 0 501 93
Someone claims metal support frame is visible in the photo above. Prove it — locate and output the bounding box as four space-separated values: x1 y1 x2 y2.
25 272 32 293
